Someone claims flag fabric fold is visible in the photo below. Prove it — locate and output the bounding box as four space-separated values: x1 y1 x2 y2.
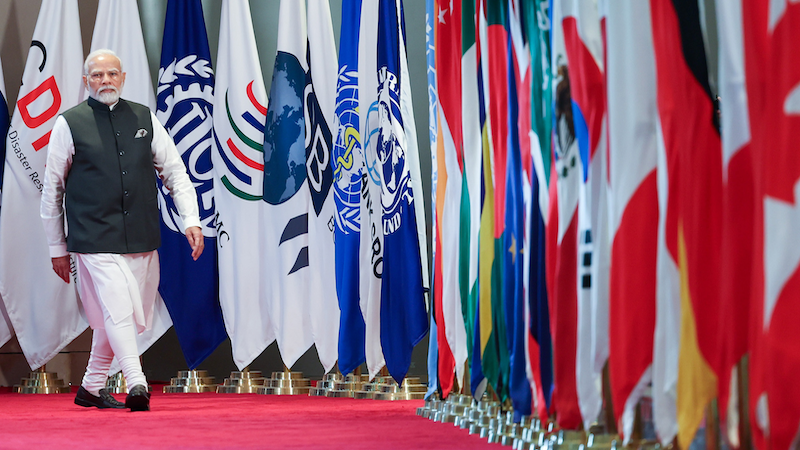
0 55 13 348
604 0 660 442
0 0 86 369
212 0 275 370
306 0 340 374
377 0 429 384
333 0 367 376
157 0 227 369
435 0 468 391
742 1 800 449
262 0 339 372
649 1 723 447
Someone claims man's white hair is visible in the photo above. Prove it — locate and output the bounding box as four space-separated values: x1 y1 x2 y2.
83 49 123 74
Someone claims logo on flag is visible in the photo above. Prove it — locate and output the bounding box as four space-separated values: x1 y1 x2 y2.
156 55 215 234
333 64 362 235
216 82 267 201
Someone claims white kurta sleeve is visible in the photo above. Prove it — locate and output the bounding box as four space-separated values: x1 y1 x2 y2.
40 116 74 258
149 111 202 232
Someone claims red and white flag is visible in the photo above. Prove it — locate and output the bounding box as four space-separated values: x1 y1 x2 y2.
743 1 800 449
0 0 86 369
604 0 659 442
560 0 608 431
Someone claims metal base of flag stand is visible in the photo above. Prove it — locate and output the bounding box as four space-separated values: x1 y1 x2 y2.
162 370 216 393
352 376 426 400
309 372 343 396
418 393 609 449
13 367 71 394
216 370 266 394
256 371 311 395
105 372 128 394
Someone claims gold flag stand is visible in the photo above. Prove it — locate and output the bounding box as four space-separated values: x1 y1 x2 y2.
13 365 70 394
216 368 266 394
162 370 216 393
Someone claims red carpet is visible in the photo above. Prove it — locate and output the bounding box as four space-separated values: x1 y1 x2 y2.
0 387 495 449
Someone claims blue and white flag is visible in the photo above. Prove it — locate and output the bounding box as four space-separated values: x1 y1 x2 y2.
333 0 366 376
424 0 439 399
376 0 429 384
358 0 386 380
0 55 12 347
262 0 339 372
157 0 226 368
212 0 274 370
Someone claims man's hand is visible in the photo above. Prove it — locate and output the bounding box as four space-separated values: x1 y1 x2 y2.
51 256 71 283
186 226 204 261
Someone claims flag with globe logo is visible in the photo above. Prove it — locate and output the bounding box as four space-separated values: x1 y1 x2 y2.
261 0 339 372
156 0 227 369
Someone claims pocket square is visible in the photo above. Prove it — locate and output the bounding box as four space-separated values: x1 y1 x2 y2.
135 129 148 138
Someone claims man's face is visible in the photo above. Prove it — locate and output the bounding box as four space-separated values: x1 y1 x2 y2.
83 54 126 105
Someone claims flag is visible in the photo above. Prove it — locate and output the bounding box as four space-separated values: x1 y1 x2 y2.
306 0 341 374
333 0 366 376
462 0 483 396
521 0 554 421
435 0 468 391
0 55 12 347
157 0 227 369
425 0 441 399
560 0 608 430
507 0 533 419
477 0 509 401
86 0 155 109
715 0 756 446
376 0 429 384
262 0 339 372
211 0 275 370
742 1 800 449
88 0 173 374
359 0 388 380
0 0 86 369
649 1 723 448
547 0 582 429
604 0 660 442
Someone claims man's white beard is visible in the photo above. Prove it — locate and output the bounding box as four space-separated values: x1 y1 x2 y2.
96 86 120 105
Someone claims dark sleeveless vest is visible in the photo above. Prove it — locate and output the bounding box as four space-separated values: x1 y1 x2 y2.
62 97 160 254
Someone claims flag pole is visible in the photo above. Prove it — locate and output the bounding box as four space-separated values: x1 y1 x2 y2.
602 362 617 434
737 356 751 450
705 399 721 450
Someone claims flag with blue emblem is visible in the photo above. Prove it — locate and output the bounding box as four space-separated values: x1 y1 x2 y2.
376 0 429 384
333 0 366 376
262 0 339 372
157 0 226 368
212 0 274 370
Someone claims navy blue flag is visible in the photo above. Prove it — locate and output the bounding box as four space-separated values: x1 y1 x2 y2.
376 0 428 384
0 60 8 194
156 0 226 368
333 0 366 376
505 19 532 419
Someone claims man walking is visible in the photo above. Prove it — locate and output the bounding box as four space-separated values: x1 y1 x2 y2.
40 49 204 411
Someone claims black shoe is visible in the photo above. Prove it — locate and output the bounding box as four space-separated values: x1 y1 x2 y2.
74 386 125 409
125 384 150 411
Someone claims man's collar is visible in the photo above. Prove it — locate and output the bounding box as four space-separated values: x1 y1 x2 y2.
87 96 121 111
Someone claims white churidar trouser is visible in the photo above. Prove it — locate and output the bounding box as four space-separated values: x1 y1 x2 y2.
75 252 159 395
